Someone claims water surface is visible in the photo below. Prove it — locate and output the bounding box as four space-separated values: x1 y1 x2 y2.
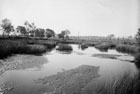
0 44 138 94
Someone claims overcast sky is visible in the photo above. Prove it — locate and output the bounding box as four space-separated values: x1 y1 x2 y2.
0 0 139 37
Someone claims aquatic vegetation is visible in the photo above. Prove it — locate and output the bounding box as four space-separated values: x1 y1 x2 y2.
56 43 73 51
37 66 140 94
86 72 140 94
0 40 47 59
28 39 57 49
134 53 140 68
95 42 116 51
24 44 47 54
116 44 139 54
80 43 88 50
37 65 100 94
0 55 47 74
41 41 57 49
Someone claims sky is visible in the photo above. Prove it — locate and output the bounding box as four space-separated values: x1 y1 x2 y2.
0 0 139 37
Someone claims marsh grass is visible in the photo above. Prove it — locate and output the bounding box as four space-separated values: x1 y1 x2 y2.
80 43 88 50
24 45 47 54
95 42 116 51
0 40 47 59
56 43 73 51
134 53 140 68
28 40 57 49
116 44 139 54
90 73 140 94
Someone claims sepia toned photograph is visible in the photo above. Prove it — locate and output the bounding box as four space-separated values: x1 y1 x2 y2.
0 0 140 94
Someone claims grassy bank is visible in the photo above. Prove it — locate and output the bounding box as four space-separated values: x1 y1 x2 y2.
56 43 73 51
95 42 116 51
0 36 139 58
116 44 139 54
0 40 47 59
91 73 140 94
27 39 57 49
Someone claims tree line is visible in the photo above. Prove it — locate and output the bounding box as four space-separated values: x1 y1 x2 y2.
0 18 71 39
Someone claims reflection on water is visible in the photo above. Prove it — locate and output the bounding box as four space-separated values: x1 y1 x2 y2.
0 44 139 94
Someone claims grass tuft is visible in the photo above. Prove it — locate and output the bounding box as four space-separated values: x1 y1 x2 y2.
116 44 139 54
95 42 116 51
56 43 73 51
0 40 47 59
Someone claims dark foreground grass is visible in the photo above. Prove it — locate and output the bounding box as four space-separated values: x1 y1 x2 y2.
0 40 47 59
134 53 140 68
116 44 139 54
90 73 140 94
56 43 73 51
27 39 57 49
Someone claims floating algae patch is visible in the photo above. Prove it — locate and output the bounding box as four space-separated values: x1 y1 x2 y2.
36 65 100 94
0 55 47 75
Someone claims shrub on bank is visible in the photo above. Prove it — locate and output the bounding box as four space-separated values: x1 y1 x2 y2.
41 42 57 49
116 44 139 54
134 53 140 68
95 42 116 51
56 43 73 51
80 43 88 50
28 40 57 49
90 72 140 94
0 40 47 59
24 45 47 54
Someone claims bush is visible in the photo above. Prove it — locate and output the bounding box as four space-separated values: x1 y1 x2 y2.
56 43 73 51
95 42 116 51
134 53 140 68
0 40 47 59
116 44 139 54
42 42 57 49
80 43 88 50
28 40 57 49
24 45 47 54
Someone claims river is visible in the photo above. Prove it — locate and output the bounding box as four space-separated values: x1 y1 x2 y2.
0 44 138 94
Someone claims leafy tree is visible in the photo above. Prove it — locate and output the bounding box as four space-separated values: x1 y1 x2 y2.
35 28 45 37
60 29 71 39
46 28 55 38
135 28 140 46
24 21 36 37
16 26 27 36
1 18 13 36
